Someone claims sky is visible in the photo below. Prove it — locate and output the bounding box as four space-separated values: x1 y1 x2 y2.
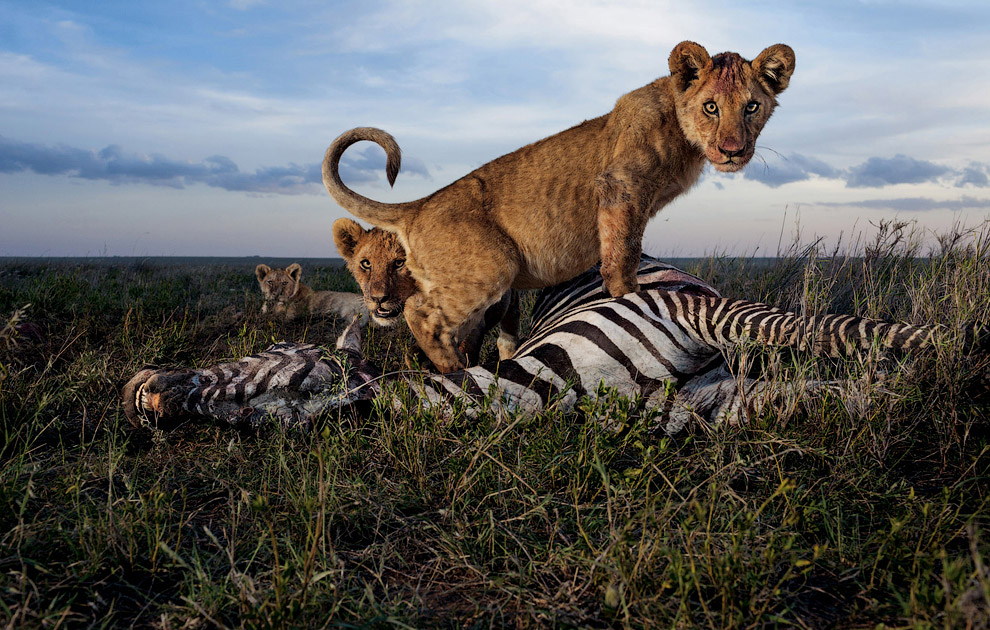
2 0 990 258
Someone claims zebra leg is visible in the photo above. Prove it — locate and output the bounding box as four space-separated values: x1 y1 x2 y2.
672 294 938 358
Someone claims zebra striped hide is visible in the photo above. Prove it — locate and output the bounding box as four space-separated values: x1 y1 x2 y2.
123 256 976 433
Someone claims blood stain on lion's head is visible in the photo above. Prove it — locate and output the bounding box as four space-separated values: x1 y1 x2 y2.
668 41 796 173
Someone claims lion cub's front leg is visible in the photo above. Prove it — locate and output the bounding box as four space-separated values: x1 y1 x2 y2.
404 297 469 373
596 171 650 297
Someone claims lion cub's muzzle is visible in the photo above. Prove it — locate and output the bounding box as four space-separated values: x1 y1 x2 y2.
708 137 752 172
367 295 404 325
708 148 753 172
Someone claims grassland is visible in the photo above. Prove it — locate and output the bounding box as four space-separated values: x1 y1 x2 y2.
1 222 989 629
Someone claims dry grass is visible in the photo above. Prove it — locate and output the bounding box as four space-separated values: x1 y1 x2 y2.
1 222 989 629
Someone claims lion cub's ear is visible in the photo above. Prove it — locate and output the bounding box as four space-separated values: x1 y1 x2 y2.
752 44 795 95
332 217 366 262
255 264 271 283
286 263 303 283
668 41 711 92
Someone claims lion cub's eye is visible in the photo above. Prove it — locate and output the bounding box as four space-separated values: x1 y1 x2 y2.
394 259 405 269
360 259 372 270
745 101 760 114
267 280 274 286
703 101 719 116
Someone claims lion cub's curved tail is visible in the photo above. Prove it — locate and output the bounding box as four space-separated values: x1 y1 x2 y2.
323 127 415 229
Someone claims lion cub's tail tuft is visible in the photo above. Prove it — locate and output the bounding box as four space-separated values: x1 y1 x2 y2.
323 127 412 228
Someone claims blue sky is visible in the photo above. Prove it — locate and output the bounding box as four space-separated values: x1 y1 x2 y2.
2 0 989 257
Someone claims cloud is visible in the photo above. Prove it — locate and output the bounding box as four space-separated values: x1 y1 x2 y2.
957 163 990 187
815 196 990 212
845 154 952 188
0 135 429 194
743 152 841 188
730 151 990 191
204 162 320 194
2 131 987 208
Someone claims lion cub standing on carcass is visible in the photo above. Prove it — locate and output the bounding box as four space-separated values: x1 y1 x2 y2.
332 218 518 363
255 263 368 324
323 41 795 372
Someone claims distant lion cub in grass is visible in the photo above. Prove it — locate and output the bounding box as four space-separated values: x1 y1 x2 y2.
324 41 795 372
255 263 368 324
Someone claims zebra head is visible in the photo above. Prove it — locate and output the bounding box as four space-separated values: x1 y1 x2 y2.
122 317 382 431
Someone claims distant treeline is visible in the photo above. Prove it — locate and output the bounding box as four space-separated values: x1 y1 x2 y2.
0 256 348 270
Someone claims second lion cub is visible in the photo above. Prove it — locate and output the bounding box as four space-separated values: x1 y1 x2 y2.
255 262 368 324
332 218 518 363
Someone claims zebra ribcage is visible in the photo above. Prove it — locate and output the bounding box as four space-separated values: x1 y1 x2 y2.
405 292 721 419
529 256 719 332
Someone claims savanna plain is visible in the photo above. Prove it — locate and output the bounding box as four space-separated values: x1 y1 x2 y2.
2 222 989 629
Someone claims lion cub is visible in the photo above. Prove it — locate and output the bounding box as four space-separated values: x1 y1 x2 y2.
323 41 795 372
255 262 368 324
332 218 518 364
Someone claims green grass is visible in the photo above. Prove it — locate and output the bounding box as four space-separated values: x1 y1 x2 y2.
1 223 989 628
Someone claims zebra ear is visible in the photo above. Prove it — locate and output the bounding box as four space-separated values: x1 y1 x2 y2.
335 316 363 354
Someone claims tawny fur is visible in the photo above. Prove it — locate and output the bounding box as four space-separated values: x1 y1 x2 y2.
255 262 368 324
323 41 795 372
333 217 519 362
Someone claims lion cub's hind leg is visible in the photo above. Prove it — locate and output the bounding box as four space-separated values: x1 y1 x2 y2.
455 290 520 364
403 188 521 371
495 290 521 360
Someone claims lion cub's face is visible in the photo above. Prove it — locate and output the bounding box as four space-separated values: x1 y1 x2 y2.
256 263 302 306
669 42 795 173
332 218 417 327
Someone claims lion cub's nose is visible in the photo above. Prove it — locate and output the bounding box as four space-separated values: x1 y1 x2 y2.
718 139 745 158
